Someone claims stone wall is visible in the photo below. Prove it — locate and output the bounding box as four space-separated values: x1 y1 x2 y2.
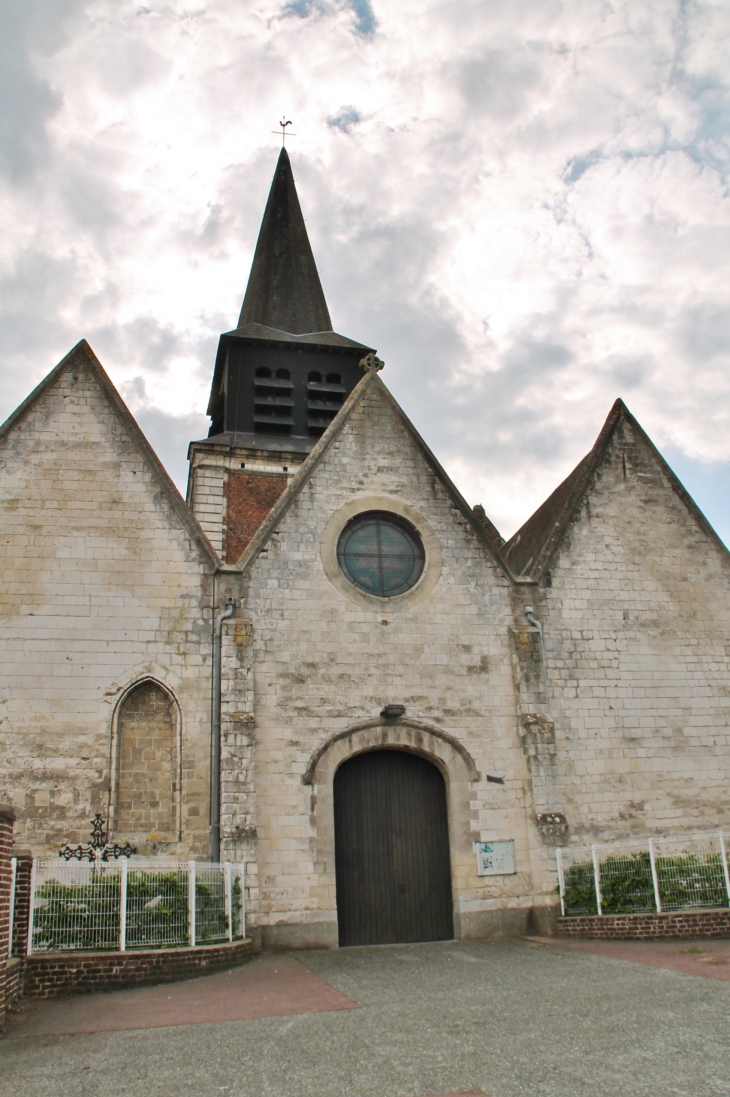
542 414 730 842
237 379 554 946
0 345 216 857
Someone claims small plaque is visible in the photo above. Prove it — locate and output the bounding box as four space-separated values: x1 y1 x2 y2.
475 840 516 876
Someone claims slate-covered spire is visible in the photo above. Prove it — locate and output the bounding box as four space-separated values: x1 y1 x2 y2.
238 148 333 335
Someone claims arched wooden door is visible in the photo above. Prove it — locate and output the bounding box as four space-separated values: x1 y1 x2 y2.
334 749 454 946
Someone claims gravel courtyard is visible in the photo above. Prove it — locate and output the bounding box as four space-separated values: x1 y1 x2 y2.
2 938 728 1097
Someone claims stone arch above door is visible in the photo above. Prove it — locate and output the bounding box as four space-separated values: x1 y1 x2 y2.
303 718 480 787
304 719 481 940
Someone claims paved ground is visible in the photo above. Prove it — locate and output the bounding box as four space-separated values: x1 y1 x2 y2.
2 938 729 1097
528 934 730 981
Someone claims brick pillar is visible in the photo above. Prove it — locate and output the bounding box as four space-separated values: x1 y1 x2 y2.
10 848 32 958
0 803 17 1030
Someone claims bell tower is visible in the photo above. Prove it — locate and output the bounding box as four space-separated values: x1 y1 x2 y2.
187 148 374 561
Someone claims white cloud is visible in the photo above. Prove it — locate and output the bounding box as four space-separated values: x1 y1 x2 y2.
1 0 729 539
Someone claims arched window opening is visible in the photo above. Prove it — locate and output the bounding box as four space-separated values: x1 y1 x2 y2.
115 682 176 838
275 368 291 380
308 371 322 383
327 372 341 385
255 366 272 378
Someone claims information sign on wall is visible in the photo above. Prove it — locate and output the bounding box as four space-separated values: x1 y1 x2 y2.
475 840 516 876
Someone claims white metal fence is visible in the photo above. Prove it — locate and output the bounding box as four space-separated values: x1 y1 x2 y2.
26 859 245 954
557 830 730 917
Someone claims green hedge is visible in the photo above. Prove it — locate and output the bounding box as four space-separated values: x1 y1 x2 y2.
564 851 729 915
32 869 243 952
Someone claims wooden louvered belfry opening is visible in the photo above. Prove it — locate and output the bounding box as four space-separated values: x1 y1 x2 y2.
334 749 454 946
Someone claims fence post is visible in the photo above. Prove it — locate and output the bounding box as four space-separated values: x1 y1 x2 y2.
591 844 603 916
719 831 730 904
119 858 128 952
555 848 566 917
240 863 246 939
188 861 196 948
26 859 37 956
224 862 233 943
648 838 662 913
8 859 16 957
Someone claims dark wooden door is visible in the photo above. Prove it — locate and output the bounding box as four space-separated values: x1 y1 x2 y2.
334 750 454 946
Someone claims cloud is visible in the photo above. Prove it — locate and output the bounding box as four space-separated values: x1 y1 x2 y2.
280 0 377 37
1 0 729 542
0 0 84 181
327 106 362 133
457 48 541 120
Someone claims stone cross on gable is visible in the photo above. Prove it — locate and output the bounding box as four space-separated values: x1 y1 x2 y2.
359 353 384 373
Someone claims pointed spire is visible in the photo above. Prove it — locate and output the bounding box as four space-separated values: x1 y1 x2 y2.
238 148 333 335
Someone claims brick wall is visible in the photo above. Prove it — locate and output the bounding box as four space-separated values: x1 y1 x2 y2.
0 803 16 1028
10 849 32 957
224 470 288 563
21 938 257 999
558 910 730 940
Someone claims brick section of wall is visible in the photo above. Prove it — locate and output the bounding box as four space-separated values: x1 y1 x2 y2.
10 850 32 957
0 803 16 1029
224 471 288 563
558 910 730 939
21 937 258 999
5 959 21 1014
117 682 176 839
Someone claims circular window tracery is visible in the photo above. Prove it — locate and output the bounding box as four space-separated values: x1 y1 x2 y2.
336 511 425 598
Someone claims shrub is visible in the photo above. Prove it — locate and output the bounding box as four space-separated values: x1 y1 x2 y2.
563 850 729 916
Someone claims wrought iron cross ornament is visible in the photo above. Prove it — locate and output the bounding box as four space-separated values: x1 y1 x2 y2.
59 813 137 862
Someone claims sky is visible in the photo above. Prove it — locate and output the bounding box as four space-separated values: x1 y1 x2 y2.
1 0 729 543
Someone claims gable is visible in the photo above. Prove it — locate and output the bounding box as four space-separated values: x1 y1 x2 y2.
504 399 729 582
240 376 513 633
546 408 730 594
0 340 218 572
237 370 508 577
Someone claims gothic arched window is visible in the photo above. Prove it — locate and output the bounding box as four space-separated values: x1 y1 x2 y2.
115 682 177 838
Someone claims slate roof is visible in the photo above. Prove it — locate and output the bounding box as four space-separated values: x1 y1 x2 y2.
238 147 332 336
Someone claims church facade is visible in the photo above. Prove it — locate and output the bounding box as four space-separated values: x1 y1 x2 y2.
2 149 729 948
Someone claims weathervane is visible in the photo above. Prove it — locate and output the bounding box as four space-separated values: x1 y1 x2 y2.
272 117 296 146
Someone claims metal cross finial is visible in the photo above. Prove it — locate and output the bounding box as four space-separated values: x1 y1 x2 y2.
272 117 296 146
